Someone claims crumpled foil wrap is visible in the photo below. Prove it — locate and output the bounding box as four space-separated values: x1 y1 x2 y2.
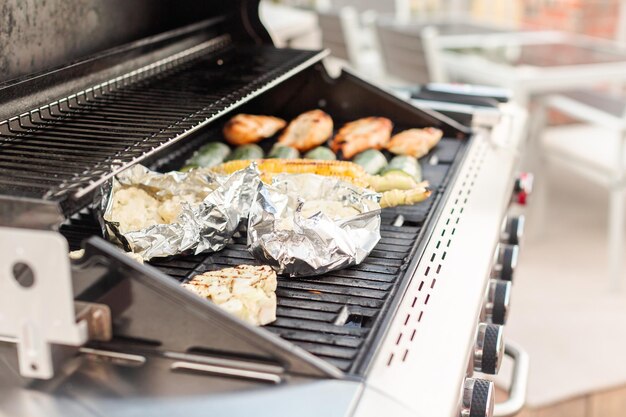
247 174 381 277
100 164 260 260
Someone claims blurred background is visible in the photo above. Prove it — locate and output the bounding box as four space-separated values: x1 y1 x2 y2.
260 1 626 416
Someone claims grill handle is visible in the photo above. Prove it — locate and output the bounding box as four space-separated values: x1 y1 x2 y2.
494 342 529 417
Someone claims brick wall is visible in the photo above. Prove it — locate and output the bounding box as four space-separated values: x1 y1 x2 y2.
469 0 621 40
519 0 620 39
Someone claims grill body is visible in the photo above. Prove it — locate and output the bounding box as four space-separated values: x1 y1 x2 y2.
0 2 527 416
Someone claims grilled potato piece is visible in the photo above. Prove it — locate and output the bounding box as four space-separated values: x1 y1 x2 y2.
278 109 334 152
330 117 393 159
386 127 443 158
182 265 277 326
223 114 286 146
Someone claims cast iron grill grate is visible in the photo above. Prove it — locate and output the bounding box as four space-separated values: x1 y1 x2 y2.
0 43 323 214
59 139 464 374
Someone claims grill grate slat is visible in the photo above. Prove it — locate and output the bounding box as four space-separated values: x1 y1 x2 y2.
0 41 323 214
45 36 470 372
59 143 463 373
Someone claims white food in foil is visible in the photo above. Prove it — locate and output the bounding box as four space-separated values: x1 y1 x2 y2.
111 187 163 234
157 193 204 224
181 265 277 326
248 173 381 277
300 200 361 220
101 164 260 260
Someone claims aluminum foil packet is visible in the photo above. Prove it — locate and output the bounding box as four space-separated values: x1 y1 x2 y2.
100 164 260 260
248 174 381 277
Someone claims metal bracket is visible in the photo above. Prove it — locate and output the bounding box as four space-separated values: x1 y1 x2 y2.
0 227 88 379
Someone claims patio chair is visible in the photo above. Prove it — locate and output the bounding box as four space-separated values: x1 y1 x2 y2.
315 7 385 78
316 7 361 65
374 22 447 84
537 90 626 289
316 0 410 21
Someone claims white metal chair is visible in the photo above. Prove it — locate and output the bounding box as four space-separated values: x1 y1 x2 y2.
536 91 626 289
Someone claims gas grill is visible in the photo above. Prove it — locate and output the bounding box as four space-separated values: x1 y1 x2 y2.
0 2 529 417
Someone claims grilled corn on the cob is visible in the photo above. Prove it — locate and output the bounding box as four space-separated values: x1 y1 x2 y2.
212 159 370 188
211 159 430 201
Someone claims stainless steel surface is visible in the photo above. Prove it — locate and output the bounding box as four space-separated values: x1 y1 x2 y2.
482 280 511 325
0 339 362 417
0 227 88 379
461 378 495 417
353 103 527 417
170 361 282 384
494 342 529 417
74 301 112 342
473 324 504 375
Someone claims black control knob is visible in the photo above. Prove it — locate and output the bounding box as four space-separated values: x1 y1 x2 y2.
461 377 494 417
501 215 525 246
483 280 511 325
491 243 518 282
473 323 504 374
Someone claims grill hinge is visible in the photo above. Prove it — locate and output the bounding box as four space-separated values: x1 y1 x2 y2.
0 227 90 379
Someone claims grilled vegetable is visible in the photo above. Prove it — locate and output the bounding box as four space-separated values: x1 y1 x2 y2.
367 170 418 192
223 114 286 146
381 155 422 182
212 159 370 188
184 142 231 168
352 149 388 175
180 164 198 172
304 146 337 160
268 144 300 159
224 144 264 161
380 184 431 208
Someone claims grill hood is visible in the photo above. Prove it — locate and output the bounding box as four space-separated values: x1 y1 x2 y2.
0 0 269 85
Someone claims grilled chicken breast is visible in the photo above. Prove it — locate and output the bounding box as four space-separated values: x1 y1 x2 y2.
330 117 393 159
223 114 286 146
386 127 443 159
181 265 277 326
278 109 333 152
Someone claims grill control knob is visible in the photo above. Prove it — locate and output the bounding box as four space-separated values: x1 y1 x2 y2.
513 172 534 205
501 215 525 246
483 280 511 325
461 377 495 417
491 243 518 282
474 323 504 374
